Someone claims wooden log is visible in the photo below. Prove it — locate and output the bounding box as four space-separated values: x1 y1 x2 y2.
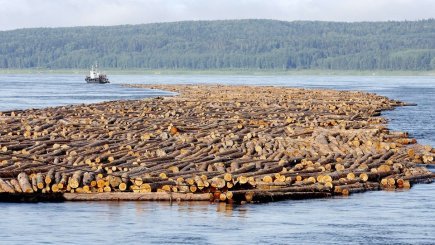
69 171 83 189
10 179 23 193
63 192 211 201
17 172 33 193
0 178 15 193
54 171 62 184
58 173 68 189
45 168 55 185
231 163 256 175
119 173 129 192
109 176 122 189
31 174 38 192
403 173 435 184
233 190 331 203
36 173 45 189
82 172 95 186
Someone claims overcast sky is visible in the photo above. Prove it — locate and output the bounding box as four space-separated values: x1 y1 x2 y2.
0 0 434 30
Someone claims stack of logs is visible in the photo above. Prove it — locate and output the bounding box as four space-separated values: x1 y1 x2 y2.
0 84 433 203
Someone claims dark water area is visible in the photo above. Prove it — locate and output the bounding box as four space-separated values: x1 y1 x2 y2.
0 74 434 244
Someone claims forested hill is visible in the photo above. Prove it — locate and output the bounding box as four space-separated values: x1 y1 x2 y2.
0 19 434 70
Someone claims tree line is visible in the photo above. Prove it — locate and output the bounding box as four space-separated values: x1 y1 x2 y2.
0 19 434 70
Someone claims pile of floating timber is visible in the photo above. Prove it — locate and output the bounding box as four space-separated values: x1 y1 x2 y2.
0 84 433 203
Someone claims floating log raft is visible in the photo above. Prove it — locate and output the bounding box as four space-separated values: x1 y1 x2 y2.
0 84 433 203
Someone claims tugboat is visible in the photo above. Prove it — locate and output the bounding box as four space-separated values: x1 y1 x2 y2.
85 63 110 84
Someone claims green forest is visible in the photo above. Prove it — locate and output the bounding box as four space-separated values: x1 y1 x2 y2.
0 19 434 70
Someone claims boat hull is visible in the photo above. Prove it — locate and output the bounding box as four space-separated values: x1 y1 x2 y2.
85 76 110 84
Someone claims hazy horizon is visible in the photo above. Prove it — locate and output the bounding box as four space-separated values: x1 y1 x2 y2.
0 0 434 31
2 18 434 32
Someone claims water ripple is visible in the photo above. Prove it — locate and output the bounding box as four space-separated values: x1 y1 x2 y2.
0 74 433 244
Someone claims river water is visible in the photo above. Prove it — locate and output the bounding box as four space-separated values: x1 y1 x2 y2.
0 74 433 244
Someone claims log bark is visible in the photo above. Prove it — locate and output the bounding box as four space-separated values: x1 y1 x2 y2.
63 192 211 201
69 171 83 189
45 168 55 185
232 190 331 203
17 172 33 193
0 178 16 193
10 179 23 193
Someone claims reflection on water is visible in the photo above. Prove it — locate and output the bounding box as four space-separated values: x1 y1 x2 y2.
0 74 433 244
0 184 434 244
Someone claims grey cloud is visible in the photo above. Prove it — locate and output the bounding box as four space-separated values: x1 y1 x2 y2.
0 0 434 30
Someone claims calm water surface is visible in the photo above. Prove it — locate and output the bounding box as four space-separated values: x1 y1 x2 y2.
0 74 433 244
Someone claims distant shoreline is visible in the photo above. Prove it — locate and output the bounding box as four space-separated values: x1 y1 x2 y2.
0 68 434 76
